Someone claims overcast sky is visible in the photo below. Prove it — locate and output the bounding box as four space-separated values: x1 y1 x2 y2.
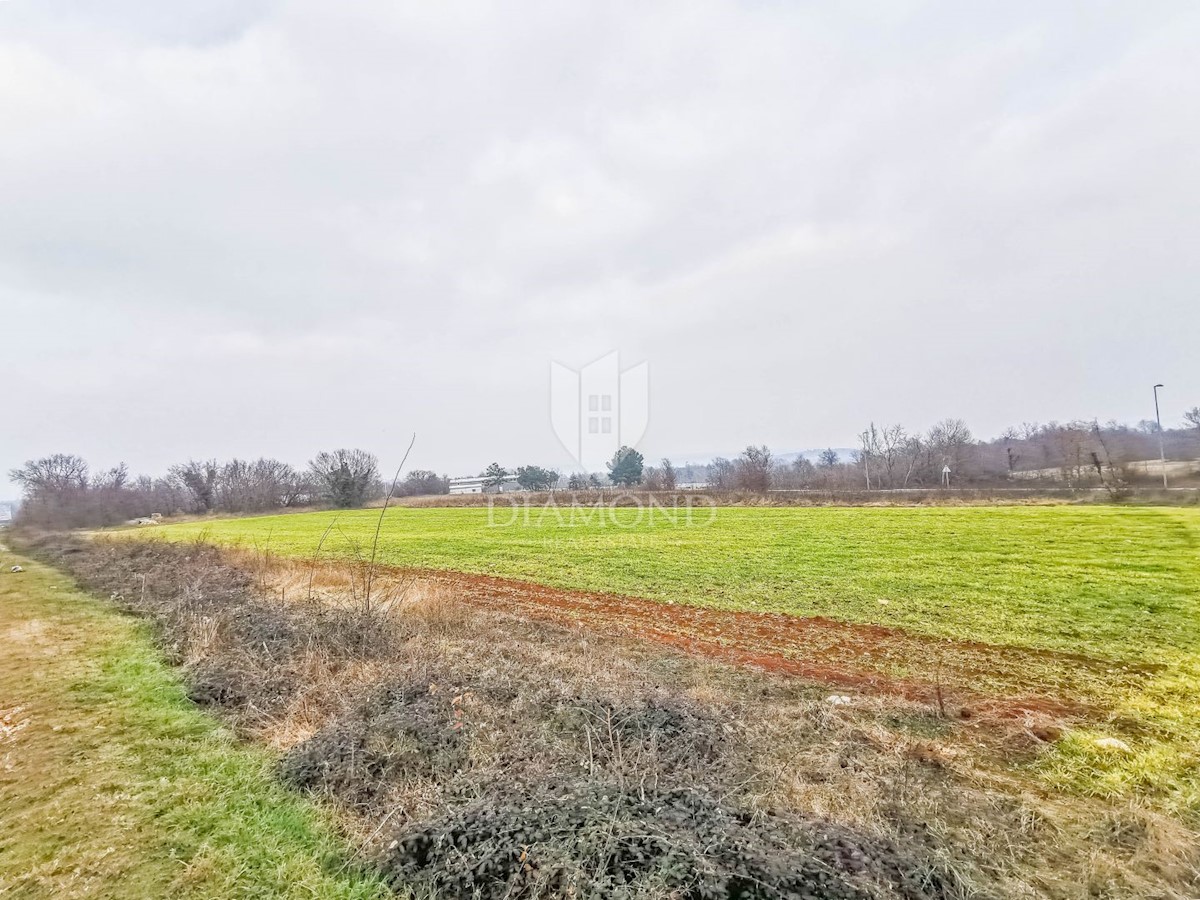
2 1 1198 490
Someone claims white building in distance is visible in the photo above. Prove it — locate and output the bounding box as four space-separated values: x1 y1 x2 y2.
448 475 524 495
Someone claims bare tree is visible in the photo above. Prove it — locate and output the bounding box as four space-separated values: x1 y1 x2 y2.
641 465 665 491
792 456 817 486
1046 422 1093 485
855 424 882 490
1089 420 1130 496
707 457 736 490
396 470 450 497
659 458 677 491
898 434 923 487
10 453 89 493
10 454 91 527
11 454 167 527
139 475 186 513
734 445 773 493
215 458 306 512
1184 406 1200 432
92 462 129 491
89 463 139 523
641 460 678 492
255 458 307 507
926 418 973 479
216 458 252 511
877 424 911 488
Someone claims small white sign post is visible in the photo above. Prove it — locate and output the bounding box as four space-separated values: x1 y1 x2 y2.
941 465 951 488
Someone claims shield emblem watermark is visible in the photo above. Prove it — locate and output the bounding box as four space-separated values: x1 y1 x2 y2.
550 351 649 472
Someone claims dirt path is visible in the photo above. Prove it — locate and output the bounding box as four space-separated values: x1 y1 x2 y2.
392 567 1145 721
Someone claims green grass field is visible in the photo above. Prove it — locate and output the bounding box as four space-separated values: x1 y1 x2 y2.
149 504 1200 663
145 503 1200 815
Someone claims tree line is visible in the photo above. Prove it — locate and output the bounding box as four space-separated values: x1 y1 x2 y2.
8 450 450 529
11 408 1198 526
708 414 1200 493
479 447 668 491
483 412 1200 495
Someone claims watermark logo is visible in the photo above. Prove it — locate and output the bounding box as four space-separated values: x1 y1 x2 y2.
487 494 717 528
550 351 649 472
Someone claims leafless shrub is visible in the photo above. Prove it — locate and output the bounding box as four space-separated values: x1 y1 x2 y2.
734 445 774 492
216 458 308 512
17 535 1199 900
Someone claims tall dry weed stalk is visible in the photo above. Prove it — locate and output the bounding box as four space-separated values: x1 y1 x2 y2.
364 433 416 611
306 514 341 603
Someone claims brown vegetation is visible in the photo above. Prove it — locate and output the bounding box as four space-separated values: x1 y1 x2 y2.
16 535 1199 899
7 448 441 529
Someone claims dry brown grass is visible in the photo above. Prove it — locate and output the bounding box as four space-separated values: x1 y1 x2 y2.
238 559 1197 899
21 534 1200 900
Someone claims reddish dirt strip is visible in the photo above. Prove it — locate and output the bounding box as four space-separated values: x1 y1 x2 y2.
394 567 1143 721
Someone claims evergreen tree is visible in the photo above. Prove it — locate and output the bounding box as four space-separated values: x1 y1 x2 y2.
607 446 645 486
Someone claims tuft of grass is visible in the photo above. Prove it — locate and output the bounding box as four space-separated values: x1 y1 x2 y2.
0 553 390 900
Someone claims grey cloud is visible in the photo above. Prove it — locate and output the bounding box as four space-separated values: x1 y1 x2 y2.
1 0 1197 488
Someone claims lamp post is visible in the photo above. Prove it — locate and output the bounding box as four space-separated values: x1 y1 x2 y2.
1153 384 1167 489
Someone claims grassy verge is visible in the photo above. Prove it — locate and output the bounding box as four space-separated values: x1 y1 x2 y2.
0 549 390 900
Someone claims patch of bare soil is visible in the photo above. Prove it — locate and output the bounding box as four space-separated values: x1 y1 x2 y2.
385 567 1140 721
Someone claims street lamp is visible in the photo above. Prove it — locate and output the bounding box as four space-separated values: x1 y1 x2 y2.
1153 384 1167 489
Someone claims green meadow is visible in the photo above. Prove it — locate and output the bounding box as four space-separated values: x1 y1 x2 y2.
145 503 1200 814
148 503 1200 662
